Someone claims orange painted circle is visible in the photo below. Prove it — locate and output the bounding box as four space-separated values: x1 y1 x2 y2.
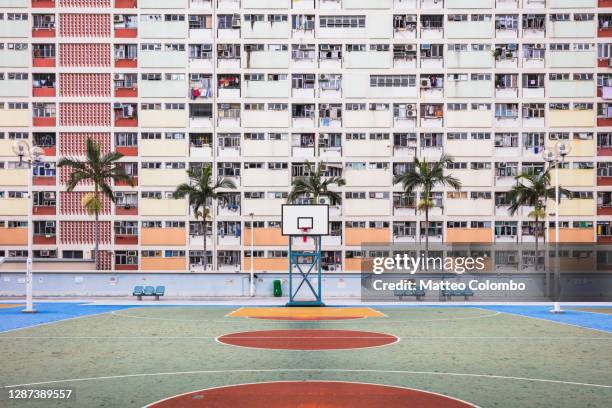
147 381 477 408
249 316 363 321
216 329 398 350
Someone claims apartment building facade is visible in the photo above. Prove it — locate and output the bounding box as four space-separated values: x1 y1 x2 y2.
0 0 611 277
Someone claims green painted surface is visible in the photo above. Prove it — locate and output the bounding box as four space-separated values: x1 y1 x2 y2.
0 307 611 408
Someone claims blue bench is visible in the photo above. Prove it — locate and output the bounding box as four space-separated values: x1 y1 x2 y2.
394 289 426 301
133 285 165 301
441 288 474 301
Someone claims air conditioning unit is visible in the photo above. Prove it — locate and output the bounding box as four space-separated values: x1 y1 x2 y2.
499 162 507 167
421 43 431 50
114 74 124 80
535 43 545 49
405 16 416 23
405 44 415 51
43 15 53 23
328 265 336 271
508 43 518 51
43 192 53 199
128 251 137 256
420 78 431 88
40 250 49 257
189 15 198 22
406 104 413 110
45 221 54 227
407 110 415 117
320 44 330 51
232 20 241 28
114 15 125 23
113 103 123 109
320 74 329 80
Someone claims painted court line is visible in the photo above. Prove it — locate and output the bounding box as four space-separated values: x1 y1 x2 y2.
1 336 611 340
489 309 612 334
0 310 115 334
143 380 481 408
4 368 611 390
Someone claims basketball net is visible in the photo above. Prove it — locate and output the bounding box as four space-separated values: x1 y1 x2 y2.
301 228 311 243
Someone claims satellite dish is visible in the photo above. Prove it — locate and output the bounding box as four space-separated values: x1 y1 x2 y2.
31 146 45 162
555 141 571 157
541 149 555 163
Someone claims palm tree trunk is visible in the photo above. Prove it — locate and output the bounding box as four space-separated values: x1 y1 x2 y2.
534 215 539 272
203 219 207 270
93 185 99 269
424 207 430 270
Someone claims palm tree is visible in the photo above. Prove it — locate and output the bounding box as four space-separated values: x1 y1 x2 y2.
506 168 570 270
173 164 236 270
287 160 346 205
393 155 461 251
58 138 133 266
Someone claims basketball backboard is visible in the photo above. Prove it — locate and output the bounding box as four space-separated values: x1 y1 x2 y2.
281 204 329 236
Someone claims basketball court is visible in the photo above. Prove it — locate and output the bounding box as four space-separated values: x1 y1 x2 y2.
1 303 612 407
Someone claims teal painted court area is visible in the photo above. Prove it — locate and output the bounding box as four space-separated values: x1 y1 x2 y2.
0 303 611 407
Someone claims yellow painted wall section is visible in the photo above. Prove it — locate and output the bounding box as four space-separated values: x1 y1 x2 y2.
243 228 288 246
551 169 595 187
140 198 187 216
345 258 374 272
446 228 493 243
140 139 188 157
0 169 28 186
141 228 186 245
140 169 187 187
141 257 187 271
548 110 595 128
346 228 390 246
547 199 595 216
0 227 27 245
0 110 29 127
0 198 28 216
548 228 595 243
244 257 288 271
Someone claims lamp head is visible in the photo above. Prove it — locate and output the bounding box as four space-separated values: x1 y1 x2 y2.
555 141 571 158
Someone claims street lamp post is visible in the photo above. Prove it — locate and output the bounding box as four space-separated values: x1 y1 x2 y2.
249 212 255 297
12 140 44 314
542 141 570 314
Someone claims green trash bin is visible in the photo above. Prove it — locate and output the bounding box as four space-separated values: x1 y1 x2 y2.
273 280 282 297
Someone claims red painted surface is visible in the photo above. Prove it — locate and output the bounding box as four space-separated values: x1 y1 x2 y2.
217 329 398 350
32 0 55 7
33 58 56 68
33 206 56 216
116 206 138 216
115 117 137 127
115 88 137 98
598 118 612 127
33 87 56 97
33 176 56 186
598 176 612 186
598 147 612 156
598 236 612 243
115 0 137 7
33 117 56 127
598 207 612 216
148 381 476 408
115 59 137 68
599 59 611 68
116 264 138 271
599 29 612 38
33 235 56 245
115 235 138 245
116 177 137 186
32 29 55 38
115 28 137 38
41 146 56 156
116 146 137 156
251 316 362 321
601 0 612 5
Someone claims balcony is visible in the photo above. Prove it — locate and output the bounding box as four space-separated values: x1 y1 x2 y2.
446 228 493 244
0 227 27 245
547 198 595 216
140 169 187 187
548 49 595 68
115 233 138 245
113 103 137 127
140 18 186 39
0 17 29 38
0 198 28 216
32 0 54 7
141 109 186 129
140 198 186 216
345 228 390 246
142 228 186 246
243 228 288 246
141 257 187 272
446 199 494 216
141 139 187 157
549 109 595 128
32 74 56 97
344 199 390 216
551 168 595 187
33 234 55 245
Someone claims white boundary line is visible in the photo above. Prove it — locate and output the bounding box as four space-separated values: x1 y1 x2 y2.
225 306 387 319
142 380 480 408
214 329 401 352
4 368 612 390
1 336 610 340
490 309 612 335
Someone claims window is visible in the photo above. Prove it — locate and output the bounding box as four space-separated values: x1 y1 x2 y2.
320 15 365 28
